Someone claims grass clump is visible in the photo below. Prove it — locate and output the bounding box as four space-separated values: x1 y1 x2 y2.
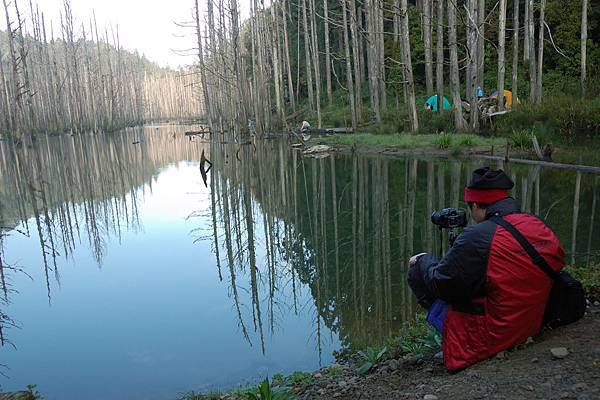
355 345 389 375
272 371 314 387
435 132 452 149
240 378 296 400
323 365 345 378
510 129 533 150
389 313 442 359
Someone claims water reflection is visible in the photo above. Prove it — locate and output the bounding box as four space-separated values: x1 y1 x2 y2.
0 128 598 398
209 140 600 350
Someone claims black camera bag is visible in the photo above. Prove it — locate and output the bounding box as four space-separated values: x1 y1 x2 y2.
491 216 586 328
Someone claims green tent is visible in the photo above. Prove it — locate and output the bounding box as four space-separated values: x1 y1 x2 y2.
424 95 452 112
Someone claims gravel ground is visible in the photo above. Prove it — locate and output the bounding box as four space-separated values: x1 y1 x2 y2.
296 306 600 400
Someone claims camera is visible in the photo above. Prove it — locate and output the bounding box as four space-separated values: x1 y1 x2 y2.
431 208 467 229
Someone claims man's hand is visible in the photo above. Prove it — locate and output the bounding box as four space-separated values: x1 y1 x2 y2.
409 253 428 267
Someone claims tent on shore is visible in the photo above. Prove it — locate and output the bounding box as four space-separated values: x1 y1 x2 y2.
490 89 519 108
424 95 452 112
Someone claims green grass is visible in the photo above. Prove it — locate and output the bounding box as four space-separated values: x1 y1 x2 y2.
317 132 504 150
272 371 314 387
322 365 345 378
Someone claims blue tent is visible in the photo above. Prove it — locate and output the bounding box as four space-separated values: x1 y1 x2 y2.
425 95 452 112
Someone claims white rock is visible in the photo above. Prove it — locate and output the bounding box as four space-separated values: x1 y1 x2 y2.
424 395 439 400
550 347 569 359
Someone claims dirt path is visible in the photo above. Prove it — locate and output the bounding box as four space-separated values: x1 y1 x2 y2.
298 308 600 400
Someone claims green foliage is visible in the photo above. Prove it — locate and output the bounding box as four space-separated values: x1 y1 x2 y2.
323 366 344 378
418 110 455 134
318 133 503 149
355 345 388 375
26 384 43 400
566 264 600 300
389 313 442 358
494 96 600 143
435 133 452 149
458 135 474 146
510 130 533 150
241 378 296 400
272 371 314 387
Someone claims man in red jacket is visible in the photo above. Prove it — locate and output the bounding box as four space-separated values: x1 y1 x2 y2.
407 167 565 371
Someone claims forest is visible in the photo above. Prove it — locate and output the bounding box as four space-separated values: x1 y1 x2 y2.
0 0 201 147
193 0 599 142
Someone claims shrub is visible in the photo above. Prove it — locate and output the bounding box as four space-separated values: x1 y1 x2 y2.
510 130 533 150
494 96 600 143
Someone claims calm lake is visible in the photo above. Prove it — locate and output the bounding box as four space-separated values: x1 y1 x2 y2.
0 125 598 399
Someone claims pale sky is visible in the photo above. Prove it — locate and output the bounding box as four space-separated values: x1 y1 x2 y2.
1 0 251 68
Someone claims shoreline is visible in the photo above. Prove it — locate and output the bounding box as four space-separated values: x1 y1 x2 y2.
179 305 600 400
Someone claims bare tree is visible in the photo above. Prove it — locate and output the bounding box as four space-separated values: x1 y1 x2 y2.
435 0 444 112
511 0 520 105
497 0 508 111
581 0 588 95
535 0 546 103
341 0 357 129
448 0 463 130
400 0 418 132
424 0 434 96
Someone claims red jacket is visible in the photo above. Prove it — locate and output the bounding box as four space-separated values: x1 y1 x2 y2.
414 198 565 370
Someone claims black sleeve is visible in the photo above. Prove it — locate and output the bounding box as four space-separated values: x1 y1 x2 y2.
416 224 493 303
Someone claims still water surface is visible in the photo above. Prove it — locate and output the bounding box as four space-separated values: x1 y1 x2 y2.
0 125 598 399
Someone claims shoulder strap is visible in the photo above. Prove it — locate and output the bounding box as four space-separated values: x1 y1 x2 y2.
490 216 560 282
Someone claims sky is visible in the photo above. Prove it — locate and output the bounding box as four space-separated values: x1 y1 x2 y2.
0 0 250 68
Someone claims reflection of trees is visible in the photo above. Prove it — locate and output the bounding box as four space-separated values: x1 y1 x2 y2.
210 140 600 352
0 125 208 344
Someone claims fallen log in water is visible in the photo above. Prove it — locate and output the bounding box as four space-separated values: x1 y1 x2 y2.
475 154 600 174
184 128 211 136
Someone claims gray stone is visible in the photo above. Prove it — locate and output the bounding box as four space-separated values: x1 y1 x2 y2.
434 351 443 359
495 351 507 360
531 357 539 363
388 359 400 371
424 395 439 400
550 347 569 359
593 301 599 306
526 337 535 345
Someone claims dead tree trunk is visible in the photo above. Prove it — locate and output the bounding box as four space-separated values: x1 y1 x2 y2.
497 0 507 111
435 0 444 112
341 0 357 129
581 0 588 95
528 0 536 102
400 0 418 132
424 0 434 97
324 0 333 106
448 0 463 130
535 0 546 104
511 0 520 105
